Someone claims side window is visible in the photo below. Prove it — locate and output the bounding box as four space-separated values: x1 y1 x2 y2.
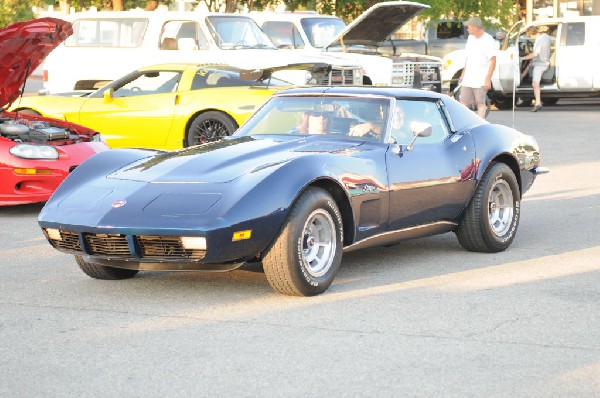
262 21 305 49
113 71 182 97
395 100 450 144
160 21 207 50
562 22 585 46
66 19 148 47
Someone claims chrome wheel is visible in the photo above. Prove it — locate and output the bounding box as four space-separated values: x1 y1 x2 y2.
488 179 514 237
301 209 336 278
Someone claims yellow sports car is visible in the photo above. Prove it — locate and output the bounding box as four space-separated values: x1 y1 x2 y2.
11 63 293 149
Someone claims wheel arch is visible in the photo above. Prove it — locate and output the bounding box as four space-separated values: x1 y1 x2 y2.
304 178 355 246
482 154 522 198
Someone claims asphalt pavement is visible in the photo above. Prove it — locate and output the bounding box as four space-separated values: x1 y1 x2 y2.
1 99 599 397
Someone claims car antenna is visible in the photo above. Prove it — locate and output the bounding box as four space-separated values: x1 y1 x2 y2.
512 65 517 129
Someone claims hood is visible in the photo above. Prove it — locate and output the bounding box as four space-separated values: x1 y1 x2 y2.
0 17 72 108
325 1 428 48
108 136 359 184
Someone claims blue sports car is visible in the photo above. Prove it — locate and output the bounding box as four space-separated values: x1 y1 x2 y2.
38 86 548 296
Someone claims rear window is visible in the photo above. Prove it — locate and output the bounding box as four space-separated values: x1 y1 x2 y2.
435 21 466 39
65 18 148 47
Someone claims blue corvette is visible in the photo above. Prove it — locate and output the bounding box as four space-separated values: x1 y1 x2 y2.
38 87 548 296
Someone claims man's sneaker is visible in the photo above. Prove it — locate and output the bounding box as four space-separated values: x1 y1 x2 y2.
531 104 543 112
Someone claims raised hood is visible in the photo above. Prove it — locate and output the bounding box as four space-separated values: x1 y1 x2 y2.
0 17 72 108
325 1 428 48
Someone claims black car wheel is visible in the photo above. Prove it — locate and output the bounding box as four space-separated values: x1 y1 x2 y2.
263 187 343 296
491 94 513 110
185 111 237 147
456 162 521 253
75 255 138 280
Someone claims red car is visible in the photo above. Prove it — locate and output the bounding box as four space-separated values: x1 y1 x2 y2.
0 17 108 206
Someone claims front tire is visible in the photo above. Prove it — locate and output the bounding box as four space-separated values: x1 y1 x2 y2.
185 111 237 147
263 187 343 296
456 162 521 252
75 255 138 280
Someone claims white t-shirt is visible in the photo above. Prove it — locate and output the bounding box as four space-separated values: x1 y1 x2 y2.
462 32 497 88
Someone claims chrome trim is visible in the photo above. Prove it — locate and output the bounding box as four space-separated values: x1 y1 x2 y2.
532 166 550 175
84 256 244 272
344 221 457 253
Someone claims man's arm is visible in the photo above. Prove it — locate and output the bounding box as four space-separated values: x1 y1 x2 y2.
485 56 496 91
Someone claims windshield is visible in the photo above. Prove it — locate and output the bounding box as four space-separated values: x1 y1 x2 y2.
235 95 392 143
206 16 276 50
300 17 346 48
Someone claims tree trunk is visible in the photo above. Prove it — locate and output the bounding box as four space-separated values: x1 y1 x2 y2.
112 0 124 11
145 1 159 10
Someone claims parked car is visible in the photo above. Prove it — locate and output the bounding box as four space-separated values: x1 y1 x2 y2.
38 86 548 296
1 17 108 206
490 16 600 108
252 1 442 91
41 10 365 94
11 63 299 149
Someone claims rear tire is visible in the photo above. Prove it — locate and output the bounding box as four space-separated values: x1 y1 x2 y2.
75 255 138 280
263 187 343 296
456 162 520 253
185 111 237 147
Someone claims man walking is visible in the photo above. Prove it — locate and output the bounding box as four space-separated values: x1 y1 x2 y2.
459 16 497 118
520 26 551 112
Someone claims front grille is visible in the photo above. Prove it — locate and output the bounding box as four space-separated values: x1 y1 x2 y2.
392 61 442 89
137 235 206 260
316 67 357 86
44 229 207 261
45 229 81 252
84 233 131 256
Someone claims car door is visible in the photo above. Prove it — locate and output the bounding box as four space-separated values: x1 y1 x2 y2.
77 70 181 149
493 20 525 94
556 21 592 90
385 99 476 230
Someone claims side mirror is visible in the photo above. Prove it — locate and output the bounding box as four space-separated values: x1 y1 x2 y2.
406 122 432 151
103 88 114 103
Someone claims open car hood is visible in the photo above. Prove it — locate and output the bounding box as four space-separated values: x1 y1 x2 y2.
240 62 332 82
0 17 72 108
325 1 428 49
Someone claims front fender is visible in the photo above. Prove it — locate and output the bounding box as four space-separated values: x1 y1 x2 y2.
220 154 351 255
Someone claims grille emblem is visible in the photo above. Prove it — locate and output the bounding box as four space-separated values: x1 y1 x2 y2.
111 199 126 208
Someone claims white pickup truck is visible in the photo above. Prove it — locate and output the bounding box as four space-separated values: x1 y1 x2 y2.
41 10 367 94
491 15 600 108
252 1 443 92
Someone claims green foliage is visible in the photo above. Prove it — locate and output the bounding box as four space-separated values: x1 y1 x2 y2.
0 0 520 30
0 0 40 28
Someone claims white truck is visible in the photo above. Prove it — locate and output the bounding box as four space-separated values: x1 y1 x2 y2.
490 15 600 108
252 1 443 92
41 10 366 94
